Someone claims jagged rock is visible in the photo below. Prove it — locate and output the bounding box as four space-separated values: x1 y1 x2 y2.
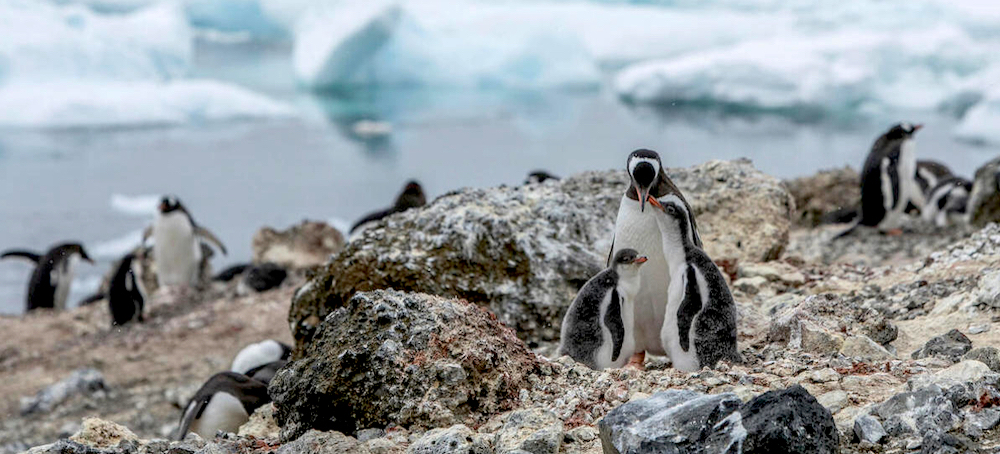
20 369 107 415
911 329 973 362
967 156 1000 228
598 390 744 454
493 409 562 454
740 385 839 454
964 347 1000 372
853 414 886 444
252 220 345 269
271 290 539 440
238 403 280 439
875 385 949 420
784 166 858 227
882 415 914 437
964 409 1000 433
816 391 848 414
919 430 977 454
909 360 993 390
768 305 843 355
276 430 366 454
840 335 893 361
738 262 806 287
407 425 491 454
289 160 792 346
69 418 139 449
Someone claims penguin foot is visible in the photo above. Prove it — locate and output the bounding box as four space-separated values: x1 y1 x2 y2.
625 351 646 371
883 228 904 236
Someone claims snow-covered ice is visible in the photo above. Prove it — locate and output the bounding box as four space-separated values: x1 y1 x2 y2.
110 194 161 217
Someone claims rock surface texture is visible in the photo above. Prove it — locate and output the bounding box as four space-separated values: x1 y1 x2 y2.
252 220 345 269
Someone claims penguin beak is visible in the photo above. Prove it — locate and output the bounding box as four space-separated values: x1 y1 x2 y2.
634 256 648 265
636 185 651 212
646 195 663 210
913 124 923 131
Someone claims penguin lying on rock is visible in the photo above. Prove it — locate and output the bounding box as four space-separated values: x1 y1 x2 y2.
1 243 93 312
231 339 291 376
175 372 269 440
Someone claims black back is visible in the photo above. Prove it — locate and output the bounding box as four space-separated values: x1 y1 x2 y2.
525 170 560 184
858 124 918 226
108 254 144 326
243 263 288 292
559 268 622 369
2 243 90 311
213 263 250 282
175 372 270 440
350 180 427 233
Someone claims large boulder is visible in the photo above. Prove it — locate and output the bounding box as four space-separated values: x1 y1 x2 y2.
252 220 345 269
784 166 858 227
271 290 540 440
967 156 1000 228
740 385 839 454
289 159 792 346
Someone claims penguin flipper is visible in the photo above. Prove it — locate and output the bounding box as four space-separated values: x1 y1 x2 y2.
141 226 153 245
78 292 107 306
0 250 42 263
194 226 228 256
832 221 860 240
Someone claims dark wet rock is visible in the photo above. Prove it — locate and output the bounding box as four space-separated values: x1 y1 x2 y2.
21 368 107 415
911 329 972 362
252 220 345 269
964 347 1000 372
241 263 288 293
784 166 858 227
288 160 792 347
408 424 491 454
271 290 539 440
740 385 839 454
853 414 886 444
598 389 743 454
967 156 1000 228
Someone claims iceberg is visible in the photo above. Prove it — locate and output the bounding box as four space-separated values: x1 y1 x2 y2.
955 89 1000 145
110 194 161 217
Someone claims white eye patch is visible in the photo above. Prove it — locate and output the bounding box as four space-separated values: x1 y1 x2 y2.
628 156 660 179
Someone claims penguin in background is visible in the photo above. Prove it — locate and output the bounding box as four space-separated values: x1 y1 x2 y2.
175 372 270 440
837 123 923 238
350 180 426 234
230 339 292 376
524 170 560 185
922 176 973 227
558 249 647 370
142 196 227 287
906 160 954 215
108 253 146 327
244 359 287 386
649 195 739 372
608 149 701 365
1 243 93 312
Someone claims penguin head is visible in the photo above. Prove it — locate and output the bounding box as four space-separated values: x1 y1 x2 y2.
395 180 427 211
159 195 183 214
611 248 648 273
886 122 923 140
648 195 695 246
56 243 94 264
627 149 662 212
525 170 559 185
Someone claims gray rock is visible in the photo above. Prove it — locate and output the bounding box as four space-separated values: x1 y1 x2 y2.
20 368 107 415
911 329 972 362
882 416 914 437
407 425 491 454
494 409 562 454
275 430 365 454
840 335 893 361
357 428 386 443
964 347 1000 372
875 385 947 420
252 220 345 269
740 385 839 454
289 160 792 346
964 408 1000 433
919 430 977 454
853 415 886 444
271 290 539 440
598 389 743 454
784 166 858 228
967 156 1000 228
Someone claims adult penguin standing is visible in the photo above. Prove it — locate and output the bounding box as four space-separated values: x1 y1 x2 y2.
1 243 93 312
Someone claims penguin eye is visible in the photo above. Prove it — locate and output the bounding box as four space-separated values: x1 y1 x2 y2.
666 205 678 216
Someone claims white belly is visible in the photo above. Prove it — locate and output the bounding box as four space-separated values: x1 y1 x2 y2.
51 257 77 310
610 196 670 356
191 392 248 439
153 213 201 286
661 264 702 372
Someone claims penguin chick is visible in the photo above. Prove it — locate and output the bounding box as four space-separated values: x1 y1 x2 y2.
142 195 227 287
922 176 972 227
175 372 269 440
108 253 146 327
231 339 292 375
1 243 93 312
350 180 426 234
558 249 647 370
650 195 739 372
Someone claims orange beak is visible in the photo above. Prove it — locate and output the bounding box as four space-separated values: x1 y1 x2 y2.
913 124 924 131
646 195 663 209
635 256 648 264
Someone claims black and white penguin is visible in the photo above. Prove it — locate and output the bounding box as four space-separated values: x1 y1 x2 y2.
524 170 560 185
107 253 146 327
1 243 93 312
175 372 270 440
841 123 923 236
142 196 227 287
649 195 739 372
230 339 292 375
558 249 647 370
922 176 972 227
244 359 287 385
906 160 953 215
349 180 426 234
608 149 701 363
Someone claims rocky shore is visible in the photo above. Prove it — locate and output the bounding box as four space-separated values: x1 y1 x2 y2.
7 160 1000 454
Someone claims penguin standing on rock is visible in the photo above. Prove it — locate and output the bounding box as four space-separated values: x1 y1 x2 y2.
1 243 93 312
838 123 923 237
559 249 647 370
143 196 227 287
175 372 270 440
648 195 739 372
107 253 146 327
350 180 427 234
608 149 701 365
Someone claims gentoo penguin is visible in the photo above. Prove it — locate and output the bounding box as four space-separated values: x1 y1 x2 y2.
107 253 146 327
175 372 270 440
649 196 739 372
230 339 292 375
525 170 560 185
906 160 953 215
922 177 972 227
142 195 227 287
608 149 701 363
349 180 426 234
244 359 287 385
839 123 923 237
558 249 647 370
1 243 93 312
